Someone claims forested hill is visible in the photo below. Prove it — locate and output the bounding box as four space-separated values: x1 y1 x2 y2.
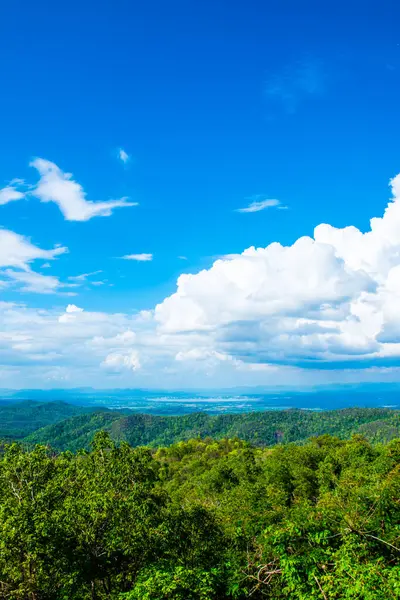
1 403 400 598
0 400 100 441
0 400 398 450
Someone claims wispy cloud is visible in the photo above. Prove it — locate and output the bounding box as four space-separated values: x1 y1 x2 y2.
0 229 70 294
30 158 138 221
68 270 103 283
0 180 25 206
1 269 63 294
118 148 130 164
122 253 153 262
0 229 67 270
236 198 285 213
265 60 324 114
178 255 188 260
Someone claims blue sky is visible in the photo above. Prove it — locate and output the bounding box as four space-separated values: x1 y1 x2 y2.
1 0 400 388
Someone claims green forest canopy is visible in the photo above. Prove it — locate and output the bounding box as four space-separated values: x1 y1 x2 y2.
1 429 400 599
1 401 400 598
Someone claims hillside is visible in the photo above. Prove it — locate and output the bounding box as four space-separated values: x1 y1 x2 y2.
24 405 400 450
0 400 99 440
24 410 125 451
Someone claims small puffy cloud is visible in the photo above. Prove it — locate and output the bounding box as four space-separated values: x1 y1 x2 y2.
101 349 141 372
91 330 136 348
178 256 188 260
59 305 84 323
118 148 130 164
236 198 283 213
30 158 137 221
122 253 153 262
66 304 84 313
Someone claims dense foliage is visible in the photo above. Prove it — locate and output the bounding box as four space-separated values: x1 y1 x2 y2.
18 403 400 450
0 432 399 599
0 401 97 441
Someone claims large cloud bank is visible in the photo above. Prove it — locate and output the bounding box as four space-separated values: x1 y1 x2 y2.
153 174 400 369
2 173 400 386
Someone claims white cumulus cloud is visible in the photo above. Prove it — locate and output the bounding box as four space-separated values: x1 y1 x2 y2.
152 171 400 368
59 305 84 323
101 350 141 372
66 304 84 313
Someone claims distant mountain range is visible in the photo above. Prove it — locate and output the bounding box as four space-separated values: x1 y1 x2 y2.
2 382 400 396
